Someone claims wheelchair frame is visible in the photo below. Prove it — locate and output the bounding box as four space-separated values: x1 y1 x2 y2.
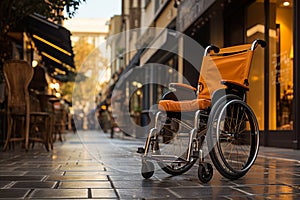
138 40 266 183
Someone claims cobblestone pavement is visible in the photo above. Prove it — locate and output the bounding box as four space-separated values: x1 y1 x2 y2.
0 130 300 199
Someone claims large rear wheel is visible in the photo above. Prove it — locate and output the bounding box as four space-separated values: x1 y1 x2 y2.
208 98 259 180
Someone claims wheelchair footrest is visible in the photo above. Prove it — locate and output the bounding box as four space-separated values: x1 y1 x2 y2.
137 147 145 154
151 155 187 163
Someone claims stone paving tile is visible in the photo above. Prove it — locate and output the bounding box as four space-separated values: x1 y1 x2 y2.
0 181 11 188
109 174 160 181
59 181 112 189
117 188 179 199
0 167 17 172
0 175 45 181
91 189 117 198
25 171 64 176
10 181 57 189
60 166 104 171
169 186 246 198
229 178 281 186
63 171 107 176
0 171 26 176
277 178 300 187
15 164 41 168
113 180 181 188
13 167 59 172
46 175 108 181
0 189 30 199
261 194 300 199
234 185 300 196
1 131 300 199
29 189 87 199
258 146 300 161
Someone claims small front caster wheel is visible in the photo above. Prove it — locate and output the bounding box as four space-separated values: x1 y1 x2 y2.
198 163 213 183
141 160 154 179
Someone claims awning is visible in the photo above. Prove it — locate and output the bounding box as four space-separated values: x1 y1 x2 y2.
140 29 178 65
25 14 75 81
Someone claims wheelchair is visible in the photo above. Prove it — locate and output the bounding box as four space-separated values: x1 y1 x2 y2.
137 39 266 183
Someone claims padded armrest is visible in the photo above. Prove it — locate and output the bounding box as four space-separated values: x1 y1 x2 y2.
169 83 197 92
221 80 249 91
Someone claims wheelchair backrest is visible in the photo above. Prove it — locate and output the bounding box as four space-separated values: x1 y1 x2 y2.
198 44 254 100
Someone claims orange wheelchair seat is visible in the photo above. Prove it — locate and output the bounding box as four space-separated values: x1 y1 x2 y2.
158 43 253 112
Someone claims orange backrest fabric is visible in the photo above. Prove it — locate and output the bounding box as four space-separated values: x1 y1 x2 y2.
198 44 253 100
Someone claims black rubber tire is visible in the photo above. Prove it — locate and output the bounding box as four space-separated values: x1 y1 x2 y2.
141 160 155 179
198 163 213 183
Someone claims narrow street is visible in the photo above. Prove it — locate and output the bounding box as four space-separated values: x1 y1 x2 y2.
0 130 299 199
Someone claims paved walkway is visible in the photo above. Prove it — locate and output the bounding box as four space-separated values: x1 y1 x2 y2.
0 130 300 199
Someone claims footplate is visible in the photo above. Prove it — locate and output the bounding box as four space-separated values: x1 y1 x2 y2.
149 154 188 164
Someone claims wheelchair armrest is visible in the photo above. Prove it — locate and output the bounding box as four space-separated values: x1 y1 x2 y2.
221 80 249 92
165 83 197 101
169 83 197 92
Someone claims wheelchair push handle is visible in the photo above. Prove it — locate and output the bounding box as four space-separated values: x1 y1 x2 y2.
204 45 220 56
251 39 267 50
204 40 266 56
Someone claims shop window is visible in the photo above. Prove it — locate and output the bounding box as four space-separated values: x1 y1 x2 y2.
269 0 293 130
244 0 294 131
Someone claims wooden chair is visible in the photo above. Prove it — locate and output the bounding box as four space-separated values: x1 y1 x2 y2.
3 60 50 151
52 102 66 142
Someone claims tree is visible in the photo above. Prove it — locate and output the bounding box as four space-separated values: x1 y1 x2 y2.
0 0 86 38
61 37 95 103
61 37 109 104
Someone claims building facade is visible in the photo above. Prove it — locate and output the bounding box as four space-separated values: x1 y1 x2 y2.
114 0 299 148
175 0 298 149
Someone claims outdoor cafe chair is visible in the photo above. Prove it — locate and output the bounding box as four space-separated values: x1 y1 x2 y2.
3 60 51 151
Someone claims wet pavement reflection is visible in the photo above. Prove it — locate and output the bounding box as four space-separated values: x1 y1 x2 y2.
0 131 299 199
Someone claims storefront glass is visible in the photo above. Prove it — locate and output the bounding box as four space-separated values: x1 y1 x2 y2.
269 0 294 130
245 0 294 131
